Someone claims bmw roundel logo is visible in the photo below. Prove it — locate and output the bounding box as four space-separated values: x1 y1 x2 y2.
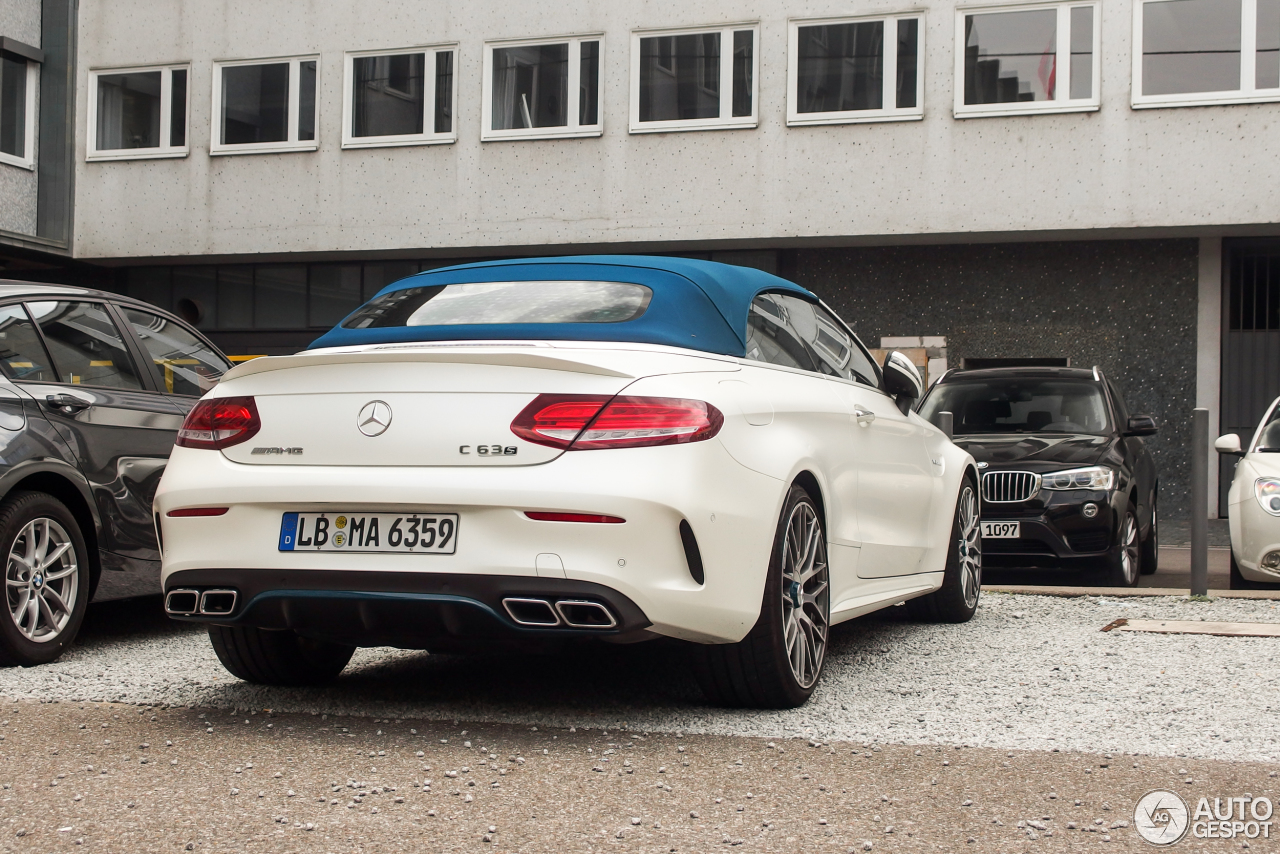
977 462 989 469
358 400 393 437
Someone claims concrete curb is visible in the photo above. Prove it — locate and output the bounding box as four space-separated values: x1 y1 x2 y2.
983 584 1280 600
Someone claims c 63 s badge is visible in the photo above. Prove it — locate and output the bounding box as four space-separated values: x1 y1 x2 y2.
252 447 304 455
460 445 517 456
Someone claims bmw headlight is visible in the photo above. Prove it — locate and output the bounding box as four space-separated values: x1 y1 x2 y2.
1255 478 1280 516
1041 466 1115 491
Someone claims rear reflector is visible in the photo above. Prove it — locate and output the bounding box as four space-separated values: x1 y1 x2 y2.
525 512 626 524
166 507 229 517
511 394 723 450
176 396 261 450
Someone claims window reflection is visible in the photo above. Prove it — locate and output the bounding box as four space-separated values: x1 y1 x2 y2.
353 53 425 138
96 72 162 150
796 22 885 113
964 9 1058 104
491 44 569 129
1142 0 1241 95
639 33 722 121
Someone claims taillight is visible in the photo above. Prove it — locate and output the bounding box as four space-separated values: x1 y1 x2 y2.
510 395 610 449
511 394 723 451
176 396 261 450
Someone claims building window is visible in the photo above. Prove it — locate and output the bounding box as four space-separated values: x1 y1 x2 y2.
343 46 457 148
212 56 319 155
955 3 1099 117
631 24 759 133
0 44 39 170
482 35 602 141
1134 0 1280 107
788 15 924 125
87 65 189 161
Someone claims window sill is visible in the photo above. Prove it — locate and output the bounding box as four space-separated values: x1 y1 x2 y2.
954 102 1099 119
341 136 457 150
788 111 924 127
481 127 603 142
0 152 34 171
629 118 758 134
87 149 189 163
1132 92 1280 109
210 142 319 157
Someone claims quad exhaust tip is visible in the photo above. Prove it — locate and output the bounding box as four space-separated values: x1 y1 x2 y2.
501 597 617 629
164 589 200 616
554 599 618 629
199 589 238 615
165 588 238 616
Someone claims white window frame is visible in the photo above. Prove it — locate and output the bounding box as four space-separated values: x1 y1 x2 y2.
787 13 925 126
1132 0 1280 107
86 64 190 162
211 55 319 156
481 34 603 141
953 1 1101 118
0 56 37 170
342 44 457 149
629 23 760 134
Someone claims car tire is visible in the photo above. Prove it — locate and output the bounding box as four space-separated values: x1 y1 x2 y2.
906 476 982 623
1229 550 1278 590
0 491 91 667
1102 507 1141 587
208 625 355 686
1139 493 1159 575
690 484 830 709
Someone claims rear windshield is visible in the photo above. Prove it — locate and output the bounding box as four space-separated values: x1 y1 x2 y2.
342 281 653 329
918 378 1111 436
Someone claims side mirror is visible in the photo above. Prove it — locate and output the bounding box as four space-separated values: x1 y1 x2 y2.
1124 414 1159 437
1215 434 1245 456
882 351 923 415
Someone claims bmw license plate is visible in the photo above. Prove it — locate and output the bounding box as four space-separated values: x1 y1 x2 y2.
279 512 458 554
980 521 1020 539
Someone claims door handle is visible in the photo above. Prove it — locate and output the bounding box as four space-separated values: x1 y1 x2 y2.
853 406 876 427
45 393 92 414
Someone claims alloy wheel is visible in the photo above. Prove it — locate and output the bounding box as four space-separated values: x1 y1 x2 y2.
780 501 829 689
956 485 982 609
1120 513 1140 584
5 518 79 643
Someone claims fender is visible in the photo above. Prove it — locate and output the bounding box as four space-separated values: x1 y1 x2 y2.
0 458 105 540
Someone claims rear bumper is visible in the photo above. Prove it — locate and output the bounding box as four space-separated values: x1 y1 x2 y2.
164 568 652 650
155 442 785 644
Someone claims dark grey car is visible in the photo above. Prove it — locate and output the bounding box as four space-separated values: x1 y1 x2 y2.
0 282 230 665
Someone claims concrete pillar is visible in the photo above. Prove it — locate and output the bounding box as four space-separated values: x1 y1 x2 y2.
1195 237 1223 519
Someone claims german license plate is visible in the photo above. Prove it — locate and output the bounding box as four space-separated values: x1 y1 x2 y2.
279 512 458 554
980 521 1020 539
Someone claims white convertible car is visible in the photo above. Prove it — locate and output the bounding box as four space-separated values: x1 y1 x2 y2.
1217 395 1280 589
155 256 980 707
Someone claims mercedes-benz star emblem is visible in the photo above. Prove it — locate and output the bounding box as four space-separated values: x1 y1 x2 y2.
357 400 393 437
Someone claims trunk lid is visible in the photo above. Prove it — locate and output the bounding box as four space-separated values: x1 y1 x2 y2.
217 344 737 467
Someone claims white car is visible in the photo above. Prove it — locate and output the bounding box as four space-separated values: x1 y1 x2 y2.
155 257 981 708
1216 396 1280 589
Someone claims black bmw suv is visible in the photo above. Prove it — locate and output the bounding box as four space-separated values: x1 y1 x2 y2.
917 367 1159 586
0 282 230 665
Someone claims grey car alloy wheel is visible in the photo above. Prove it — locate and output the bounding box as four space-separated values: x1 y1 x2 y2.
6 517 80 643
956 485 982 609
1119 512 1140 585
780 501 829 690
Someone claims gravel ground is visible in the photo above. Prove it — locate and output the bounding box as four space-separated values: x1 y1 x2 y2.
0 592 1276 764
0 702 1273 853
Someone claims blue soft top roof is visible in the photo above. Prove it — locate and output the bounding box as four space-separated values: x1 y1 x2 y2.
308 255 817 357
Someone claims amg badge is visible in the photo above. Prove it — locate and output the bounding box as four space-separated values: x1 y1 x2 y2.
251 447 304 455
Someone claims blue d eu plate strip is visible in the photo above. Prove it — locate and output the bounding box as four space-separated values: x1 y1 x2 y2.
279 512 299 551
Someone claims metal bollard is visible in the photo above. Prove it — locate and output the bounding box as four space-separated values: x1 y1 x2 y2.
1191 408 1209 596
939 411 953 440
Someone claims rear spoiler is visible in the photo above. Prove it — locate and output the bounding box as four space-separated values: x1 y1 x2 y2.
222 347 638 382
